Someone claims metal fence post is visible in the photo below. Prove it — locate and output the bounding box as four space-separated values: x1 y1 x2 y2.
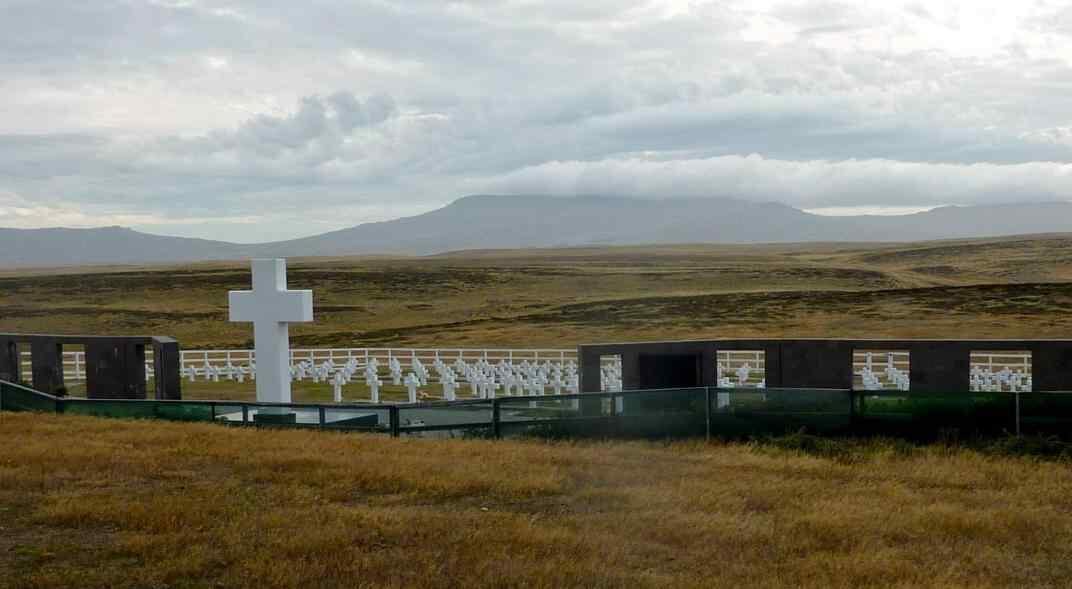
610 392 619 437
318 406 326 429
389 405 400 438
848 389 856 432
704 387 712 441
492 398 501 439
1015 392 1021 437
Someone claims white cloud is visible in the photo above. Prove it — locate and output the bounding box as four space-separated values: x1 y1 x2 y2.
480 155 1072 208
3 0 1072 241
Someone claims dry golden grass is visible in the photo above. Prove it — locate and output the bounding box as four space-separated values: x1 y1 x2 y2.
4 237 1072 587
3 412 1072 588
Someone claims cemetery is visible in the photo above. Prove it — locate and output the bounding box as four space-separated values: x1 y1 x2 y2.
4 251 1072 588
3 258 1071 441
10 5 1072 584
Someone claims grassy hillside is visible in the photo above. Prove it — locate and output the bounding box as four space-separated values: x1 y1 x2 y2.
2 235 1071 348
2 413 1072 588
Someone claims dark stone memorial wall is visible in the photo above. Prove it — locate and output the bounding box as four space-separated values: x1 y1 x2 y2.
0 340 20 384
579 339 1072 393
0 333 182 399
30 339 65 394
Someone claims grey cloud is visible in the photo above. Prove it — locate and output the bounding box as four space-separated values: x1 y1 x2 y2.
0 1 267 68
235 97 328 153
3 1 1072 242
150 91 399 161
328 92 396 132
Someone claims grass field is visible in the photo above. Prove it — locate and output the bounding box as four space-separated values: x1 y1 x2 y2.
2 412 1072 588
5 238 1072 587
3 235 1072 350
60 378 431 404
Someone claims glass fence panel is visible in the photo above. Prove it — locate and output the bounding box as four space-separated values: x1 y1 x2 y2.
9 382 1069 441
245 406 323 428
153 402 216 422
398 401 493 434
498 396 588 422
616 387 707 438
856 391 1016 438
499 389 707 439
1017 393 1072 436
497 395 605 439
212 405 247 423
709 388 853 436
0 382 59 412
63 400 159 420
324 407 391 432
619 387 706 413
401 426 494 440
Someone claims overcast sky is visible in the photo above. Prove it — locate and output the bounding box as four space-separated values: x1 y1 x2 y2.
3 0 1072 242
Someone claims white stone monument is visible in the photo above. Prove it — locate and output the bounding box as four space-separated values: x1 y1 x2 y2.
228 259 313 408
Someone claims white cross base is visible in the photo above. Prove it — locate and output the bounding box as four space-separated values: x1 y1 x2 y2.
228 259 313 407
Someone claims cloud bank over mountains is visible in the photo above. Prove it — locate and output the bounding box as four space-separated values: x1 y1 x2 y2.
3 1 1072 241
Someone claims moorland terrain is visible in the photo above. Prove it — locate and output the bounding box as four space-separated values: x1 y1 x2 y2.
2 234 1071 349
4 236 1072 587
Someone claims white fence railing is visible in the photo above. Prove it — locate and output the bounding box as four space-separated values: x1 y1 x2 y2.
180 348 575 373
19 349 158 382
25 348 581 383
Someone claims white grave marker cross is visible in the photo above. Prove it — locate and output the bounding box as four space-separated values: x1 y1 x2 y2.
228 259 313 406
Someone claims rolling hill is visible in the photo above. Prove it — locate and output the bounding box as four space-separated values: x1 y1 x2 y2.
4 196 1072 267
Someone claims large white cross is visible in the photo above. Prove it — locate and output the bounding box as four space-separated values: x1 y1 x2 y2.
228 259 313 405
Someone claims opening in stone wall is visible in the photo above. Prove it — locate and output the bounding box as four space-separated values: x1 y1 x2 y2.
853 349 910 391
16 342 30 386
716 350 766 388
970 350 1032 392
600 354 622 392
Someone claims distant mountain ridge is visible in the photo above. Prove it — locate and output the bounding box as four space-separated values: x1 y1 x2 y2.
4 196 1072 267
0 226 253 267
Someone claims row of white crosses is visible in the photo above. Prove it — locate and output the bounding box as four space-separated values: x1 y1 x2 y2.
601 363 623 392
857 352 910 391
970 365 1032 393
391 357 583 402
185 361 254 384
183 347 585 404
285 353 583 404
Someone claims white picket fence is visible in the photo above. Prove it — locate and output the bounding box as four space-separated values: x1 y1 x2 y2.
25 348 580 383
181 348 575 374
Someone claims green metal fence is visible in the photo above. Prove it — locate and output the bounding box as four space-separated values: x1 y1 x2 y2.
3 379 1071 440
